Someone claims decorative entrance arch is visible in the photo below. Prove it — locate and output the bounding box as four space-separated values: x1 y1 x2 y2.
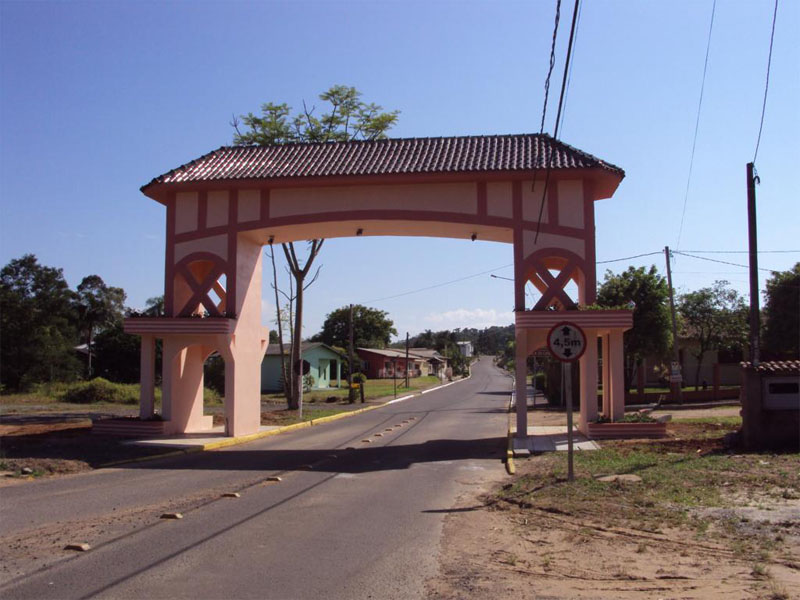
124 134 632 440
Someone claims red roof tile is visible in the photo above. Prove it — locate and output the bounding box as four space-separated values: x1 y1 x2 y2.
142 133 623 190
740 360 800 373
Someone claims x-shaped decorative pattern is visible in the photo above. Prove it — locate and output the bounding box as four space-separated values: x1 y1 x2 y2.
530 258 578 310
176 262 226 317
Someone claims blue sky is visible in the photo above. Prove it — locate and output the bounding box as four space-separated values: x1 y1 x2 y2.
1 0 797 341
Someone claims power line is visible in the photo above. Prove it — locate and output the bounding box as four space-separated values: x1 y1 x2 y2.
596 251 663 265
682 249 798 254
676 0 717 251
673 250 778 273
539 0 562 135
534 0 581 245
558 0 582 135
361 263 513 304
753 0 780 164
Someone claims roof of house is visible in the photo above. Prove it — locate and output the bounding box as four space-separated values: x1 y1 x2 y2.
265 342 344 357
740 360 800 374
357 347 427 360
408 348 447 361
142 133 624 191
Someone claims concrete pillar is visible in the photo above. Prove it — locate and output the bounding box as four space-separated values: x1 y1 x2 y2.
161 340 212 434
578 329 598 431
609 329 625 421
601 334 610 418
139 334 156 420
336 359 341 387
514 328 528 439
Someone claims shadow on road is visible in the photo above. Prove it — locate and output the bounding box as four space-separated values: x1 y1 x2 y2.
120 436 507 475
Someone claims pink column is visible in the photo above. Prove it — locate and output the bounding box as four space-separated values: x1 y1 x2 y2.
609 330 625 421
601 334 610 418
514 328 528 440
578 329 598 432
139 334 156 420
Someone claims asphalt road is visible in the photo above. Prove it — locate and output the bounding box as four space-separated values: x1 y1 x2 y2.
0 357 511 599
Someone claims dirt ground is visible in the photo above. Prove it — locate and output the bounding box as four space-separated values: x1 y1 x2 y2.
427 415 800 600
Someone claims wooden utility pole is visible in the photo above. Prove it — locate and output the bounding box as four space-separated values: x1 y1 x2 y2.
746 163 760 364
348 304 355 403
664 246 682 404
405 332 410 388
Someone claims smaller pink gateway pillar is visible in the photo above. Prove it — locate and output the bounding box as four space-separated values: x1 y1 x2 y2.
124 133 630 439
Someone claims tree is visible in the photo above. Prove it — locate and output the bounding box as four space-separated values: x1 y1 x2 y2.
762 263 800 360
75 275 126 378
232 85 399 145
0 255 80 390
679 281 748 390
314 304 397 349
234 85 399 411
597 266 671 390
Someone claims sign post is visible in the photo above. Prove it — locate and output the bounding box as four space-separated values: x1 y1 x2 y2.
547 322 587 482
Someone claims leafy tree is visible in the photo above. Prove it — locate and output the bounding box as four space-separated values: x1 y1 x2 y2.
679 281 748 390
762 263 800 360
314 304 397 349
0 254 80 390
75 275 126 377
235 85 399 411
597 266 671 390
232 85 399 145
93 321 141 383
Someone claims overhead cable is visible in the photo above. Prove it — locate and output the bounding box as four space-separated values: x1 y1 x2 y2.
676 0 717 251
673 250 778 273
753 0 780 165
534 0 581 245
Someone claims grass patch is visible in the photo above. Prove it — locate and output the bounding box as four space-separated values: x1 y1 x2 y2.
262 376 442 404
496 419 800 538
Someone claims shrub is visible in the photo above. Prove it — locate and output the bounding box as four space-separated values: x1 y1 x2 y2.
60 378 139 405
351 373 367 384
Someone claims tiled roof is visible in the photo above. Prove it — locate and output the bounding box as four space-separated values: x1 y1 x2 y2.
740 360 800 373
357 347 426 360
142 134 623 190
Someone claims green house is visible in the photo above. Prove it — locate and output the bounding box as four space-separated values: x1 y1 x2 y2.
261 342 345 393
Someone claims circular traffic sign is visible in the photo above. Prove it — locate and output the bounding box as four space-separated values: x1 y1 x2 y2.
547 321 587 362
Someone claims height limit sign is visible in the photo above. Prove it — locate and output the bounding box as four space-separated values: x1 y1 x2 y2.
547 322 587 362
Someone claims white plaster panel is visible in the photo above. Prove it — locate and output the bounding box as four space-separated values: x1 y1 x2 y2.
522 230 585 260
175 192 198 234
486 182 513 218
270 183 477 218
238 189 261 223
173 234 228 264
207 191 229 228
558 180 584 229
521 180 549 223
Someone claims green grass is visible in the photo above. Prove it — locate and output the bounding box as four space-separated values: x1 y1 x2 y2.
498 419 799 535
262 375 442 404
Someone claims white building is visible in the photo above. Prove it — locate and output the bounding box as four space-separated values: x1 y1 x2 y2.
456 341 474 358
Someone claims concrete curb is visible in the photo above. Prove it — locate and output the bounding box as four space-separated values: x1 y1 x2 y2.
100 375 472 468
505 395 516 475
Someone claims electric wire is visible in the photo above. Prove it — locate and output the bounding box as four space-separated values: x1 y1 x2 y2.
753 0 779 165
557 0 582 135
359 248 794 306
539 0 562 135
360 263 513 304
534 0 581 245
676 0 717 251
673 250 778 273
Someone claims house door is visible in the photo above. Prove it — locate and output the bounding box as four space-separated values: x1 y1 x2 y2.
317 359 330 388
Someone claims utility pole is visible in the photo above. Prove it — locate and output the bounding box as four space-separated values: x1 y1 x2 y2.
405 332 410 388
664 246 682 404
746 163 760 365
348 304 355 403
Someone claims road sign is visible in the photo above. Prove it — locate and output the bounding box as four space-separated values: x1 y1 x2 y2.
547 322 587 362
